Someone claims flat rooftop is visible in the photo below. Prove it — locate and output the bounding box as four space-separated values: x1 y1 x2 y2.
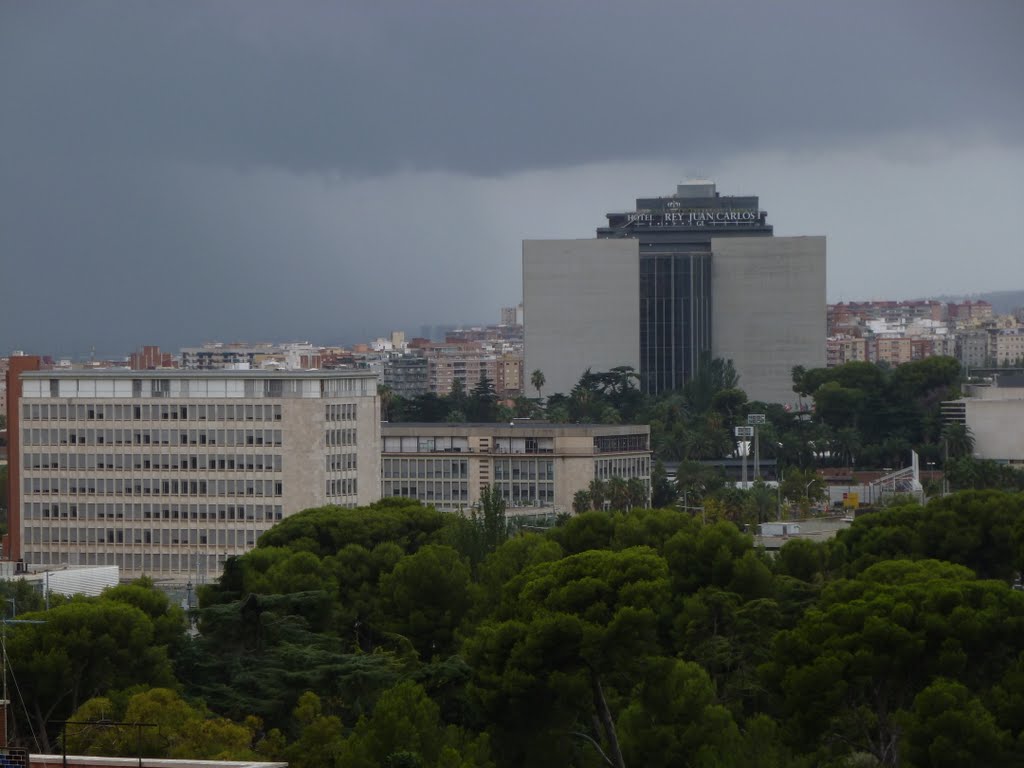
382 422 649 435
21 369 371 380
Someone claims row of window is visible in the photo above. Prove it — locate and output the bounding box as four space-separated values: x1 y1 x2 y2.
24 501 283 522
326 403 359 422
327 453 358 472
22 428 284 447
382 458 469 480
326 429 358 447
492 437 555 454
326 478 358 497
595 455 651 480
23 477 284 498
24 452 284 473
381 481 554 508
493 458 555 482
594 434 650 453
23 550 247 573
321 377 372 396
383 436 471 453
22 402 284 423
382 482 470 505
490 482 556 507
25 526 263 547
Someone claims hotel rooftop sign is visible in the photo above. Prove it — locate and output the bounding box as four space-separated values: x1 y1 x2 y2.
606 208 766 229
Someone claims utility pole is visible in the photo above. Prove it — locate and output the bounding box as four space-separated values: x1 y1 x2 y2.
2 612 46 747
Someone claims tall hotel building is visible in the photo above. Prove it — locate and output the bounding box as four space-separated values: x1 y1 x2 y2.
524 182 825 403
5 363 380 581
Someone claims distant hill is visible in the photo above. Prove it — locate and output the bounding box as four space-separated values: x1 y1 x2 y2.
928 289 1024 315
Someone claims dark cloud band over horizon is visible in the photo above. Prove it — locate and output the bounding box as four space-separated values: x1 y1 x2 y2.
2 1 1022 357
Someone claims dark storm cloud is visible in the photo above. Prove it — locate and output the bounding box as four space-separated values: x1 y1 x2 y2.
1 1 1022 356
3 0 1021 177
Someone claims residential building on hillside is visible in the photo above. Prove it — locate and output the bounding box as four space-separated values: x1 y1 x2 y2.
381 355 430 398
129 345 176 370
495 354 524 397
381 422 651 515
6 366 381 582
501 303 525 327
828 301 945 335
180 342 322 370
420 342 524 398
947 300 994 325
180 343 279 369
993 328 1024 366
957 330 993 369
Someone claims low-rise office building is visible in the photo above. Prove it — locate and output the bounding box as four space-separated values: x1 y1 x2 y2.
943 375 1024 466
8 367 381 582
380 422 651 514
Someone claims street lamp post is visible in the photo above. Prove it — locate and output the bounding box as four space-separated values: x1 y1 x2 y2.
747 413 766 481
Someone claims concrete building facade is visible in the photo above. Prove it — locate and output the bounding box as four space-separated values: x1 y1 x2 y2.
711 236 827 404
381 422 651 515
9 369 381 581
523 239 640 398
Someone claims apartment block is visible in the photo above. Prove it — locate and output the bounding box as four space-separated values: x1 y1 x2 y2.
381 356 430 398
993 329 1024 366
129 345 175 370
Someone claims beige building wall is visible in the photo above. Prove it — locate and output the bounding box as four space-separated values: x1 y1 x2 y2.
524 239 640 398
964 393 1024 465
549 433 601 508
711 236 826 404
17 371 380 582
381 423 650 515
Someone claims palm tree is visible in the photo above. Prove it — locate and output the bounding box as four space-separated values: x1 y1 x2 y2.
378 384 396 421
606 477 630 511
942 422 975 460
530 369 546 401
572 490 591 515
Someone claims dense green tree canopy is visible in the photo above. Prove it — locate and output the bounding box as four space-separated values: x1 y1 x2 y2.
8 598 177 750
14 484 1024 766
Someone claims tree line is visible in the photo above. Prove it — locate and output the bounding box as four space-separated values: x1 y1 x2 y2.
7 489 1024 767
383 355 1012 482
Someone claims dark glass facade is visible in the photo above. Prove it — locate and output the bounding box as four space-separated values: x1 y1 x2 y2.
598 183 772 395
639 251 712 394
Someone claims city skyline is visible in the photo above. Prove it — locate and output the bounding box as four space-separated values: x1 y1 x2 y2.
2 1 1022 357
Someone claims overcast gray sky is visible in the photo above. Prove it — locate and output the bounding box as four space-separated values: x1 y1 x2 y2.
2 0 1022 358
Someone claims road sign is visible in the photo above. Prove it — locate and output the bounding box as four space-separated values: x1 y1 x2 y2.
734 426 754 438
747 413 766 425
